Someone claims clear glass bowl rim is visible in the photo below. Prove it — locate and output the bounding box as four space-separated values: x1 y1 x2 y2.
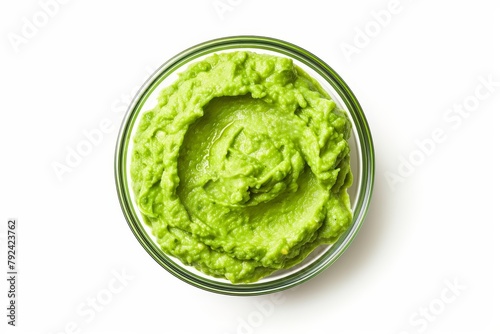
114 35 375 296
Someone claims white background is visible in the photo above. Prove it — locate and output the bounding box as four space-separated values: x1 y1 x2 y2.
1 0 499 333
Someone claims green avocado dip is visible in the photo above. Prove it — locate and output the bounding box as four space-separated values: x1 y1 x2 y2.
131 51 353 283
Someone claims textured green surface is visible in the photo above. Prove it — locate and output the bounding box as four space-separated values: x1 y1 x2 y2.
131 51 353 283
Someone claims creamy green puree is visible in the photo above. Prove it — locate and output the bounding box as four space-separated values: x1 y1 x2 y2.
131 51 353 283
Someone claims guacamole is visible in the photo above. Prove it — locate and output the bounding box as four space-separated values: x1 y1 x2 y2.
131 51 353 283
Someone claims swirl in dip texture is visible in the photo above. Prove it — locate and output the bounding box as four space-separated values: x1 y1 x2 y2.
131 51 353 283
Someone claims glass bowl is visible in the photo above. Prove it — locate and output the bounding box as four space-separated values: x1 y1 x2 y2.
115 36 375 295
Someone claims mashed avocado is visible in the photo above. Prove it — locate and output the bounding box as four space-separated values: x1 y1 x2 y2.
131 51 353 283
